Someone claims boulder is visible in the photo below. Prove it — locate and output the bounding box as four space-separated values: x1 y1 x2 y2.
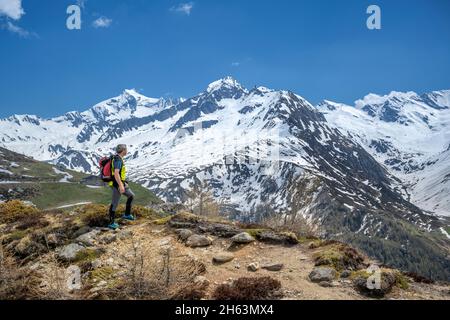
213 253 235 264
186 234 212 248
72 226 92 238
175 229 194 241
257 231 298 245
262 263 284 272
199 223 242 238
57 243 85 262
309 267 337 282
231 232 255 244
75 230 100 247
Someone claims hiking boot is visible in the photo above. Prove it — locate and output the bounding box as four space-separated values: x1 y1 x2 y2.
122 214 135 221
108 222 120 230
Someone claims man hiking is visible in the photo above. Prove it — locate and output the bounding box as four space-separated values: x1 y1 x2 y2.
108 144 135 230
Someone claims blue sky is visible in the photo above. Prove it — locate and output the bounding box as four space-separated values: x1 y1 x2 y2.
1 0 449 118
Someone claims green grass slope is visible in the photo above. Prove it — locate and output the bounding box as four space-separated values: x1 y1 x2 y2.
0 147 160 209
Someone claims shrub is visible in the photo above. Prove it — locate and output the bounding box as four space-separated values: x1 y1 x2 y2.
78 204 110 227
170 282 208 300
212 277 282 300
132 206 159 219
79 204 160 227
0 200 39 224
16 214 49 231
403 271 434 284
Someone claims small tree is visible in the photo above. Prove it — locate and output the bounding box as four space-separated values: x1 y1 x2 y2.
185 180 220 218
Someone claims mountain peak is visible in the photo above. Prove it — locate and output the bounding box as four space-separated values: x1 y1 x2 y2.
355 91 419 109
206 76 245 93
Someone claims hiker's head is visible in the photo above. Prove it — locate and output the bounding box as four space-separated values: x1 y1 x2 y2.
116 144 128 156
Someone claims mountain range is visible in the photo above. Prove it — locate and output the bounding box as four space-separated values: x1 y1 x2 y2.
0 77 449 280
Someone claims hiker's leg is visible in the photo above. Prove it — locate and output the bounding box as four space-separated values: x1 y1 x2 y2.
110 187 121 223
124 188 135 215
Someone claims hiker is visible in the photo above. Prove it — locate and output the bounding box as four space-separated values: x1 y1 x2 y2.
108 144 135 230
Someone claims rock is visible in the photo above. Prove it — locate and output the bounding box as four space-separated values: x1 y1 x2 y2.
118 230 133 240
319 281 333 288
72 226 92 238
169 220 196 229
262 263 284 272
175 229 194 241
331 281 341 287
340 270 352 278
186 234 212 248
231 232 255 244
354 270 397 298
75 230 100 247
247 262 260 272
57 243 85 262
213 253 235 264
309 267 337 283
298 254 308 261
257 231 299 245
201 223 242 238
100 233 117 244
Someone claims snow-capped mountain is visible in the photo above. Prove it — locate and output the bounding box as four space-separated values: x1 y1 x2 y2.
316 90 450 216
0 77 449 280
0 89 182 171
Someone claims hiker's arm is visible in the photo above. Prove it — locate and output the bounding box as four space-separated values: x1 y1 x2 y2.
114 169 125 193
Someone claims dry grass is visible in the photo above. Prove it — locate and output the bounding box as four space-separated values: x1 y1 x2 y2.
0 245 40 300
0 200 40 224
94 235 207 300
79 204 161 227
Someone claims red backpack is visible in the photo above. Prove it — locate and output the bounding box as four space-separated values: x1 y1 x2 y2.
99 156 113 182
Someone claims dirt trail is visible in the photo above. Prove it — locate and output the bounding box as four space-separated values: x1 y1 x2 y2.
94 221 448 300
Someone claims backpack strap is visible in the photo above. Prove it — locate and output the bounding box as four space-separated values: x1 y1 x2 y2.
112 155 125 180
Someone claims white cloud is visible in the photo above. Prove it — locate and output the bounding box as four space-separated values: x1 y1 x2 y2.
2 21 36 37
0 0 25 20
231 62 241 67
92 16 112 28
170 2 194 16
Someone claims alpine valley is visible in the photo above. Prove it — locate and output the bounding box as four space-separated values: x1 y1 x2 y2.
1 77 449 281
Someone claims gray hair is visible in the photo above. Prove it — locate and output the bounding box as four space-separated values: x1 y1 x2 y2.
116 144 127 154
